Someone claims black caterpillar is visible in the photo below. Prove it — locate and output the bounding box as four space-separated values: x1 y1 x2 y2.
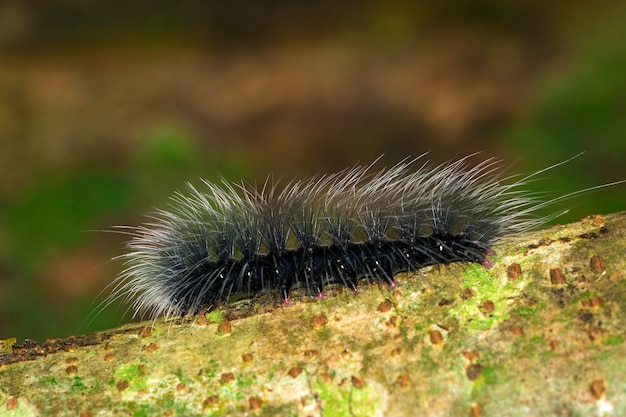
106 154 618 319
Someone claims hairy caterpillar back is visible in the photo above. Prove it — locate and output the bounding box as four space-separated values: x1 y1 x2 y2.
104 154 621 320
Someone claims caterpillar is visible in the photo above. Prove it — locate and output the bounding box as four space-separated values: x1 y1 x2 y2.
105 154 620 321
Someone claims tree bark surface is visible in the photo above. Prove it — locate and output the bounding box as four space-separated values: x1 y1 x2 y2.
1 212 625 416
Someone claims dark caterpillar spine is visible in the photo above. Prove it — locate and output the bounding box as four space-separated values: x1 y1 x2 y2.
193 235 485 303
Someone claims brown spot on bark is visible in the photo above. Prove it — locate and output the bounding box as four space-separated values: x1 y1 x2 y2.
470 403 482 417
463 350 479 362
196 312 207 325
466 364 483 381
507 263 522 281
311 315 328 328
588 328 608 342
249 396 262 411
319 372 332 383
590 255 605 273
396 374 410 387
138 327 152 337
429 330 444 345
378 299 393 312
217 320 232 335
351 376 366 388
6 396 17 410
550 268 565 285
203 395 218 408
385 316 399 328
461 288 475 300
219 372 234 384
438 298 454 307
590 379 605 399
480 300 495 314
581 297 602 308
288 366 303 378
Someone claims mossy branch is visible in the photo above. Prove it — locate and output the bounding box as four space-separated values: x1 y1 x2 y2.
1 212 626 416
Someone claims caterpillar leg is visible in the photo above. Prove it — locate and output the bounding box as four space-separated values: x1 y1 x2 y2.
482 248 496 269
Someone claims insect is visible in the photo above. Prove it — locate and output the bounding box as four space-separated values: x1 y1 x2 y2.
103 154 621 320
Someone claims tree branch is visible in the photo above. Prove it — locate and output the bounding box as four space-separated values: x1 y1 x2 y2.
2 212 625 416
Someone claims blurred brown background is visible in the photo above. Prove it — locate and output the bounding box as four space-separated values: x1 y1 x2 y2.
0 0 624 342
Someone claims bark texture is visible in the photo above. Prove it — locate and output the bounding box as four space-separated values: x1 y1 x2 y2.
1 212 625 416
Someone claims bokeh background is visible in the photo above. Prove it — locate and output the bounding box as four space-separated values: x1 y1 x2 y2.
0 1 624 342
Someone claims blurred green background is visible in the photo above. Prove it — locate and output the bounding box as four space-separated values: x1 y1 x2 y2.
0 1 624 342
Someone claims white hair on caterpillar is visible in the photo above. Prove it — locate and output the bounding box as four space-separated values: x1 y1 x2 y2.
98 153 624 321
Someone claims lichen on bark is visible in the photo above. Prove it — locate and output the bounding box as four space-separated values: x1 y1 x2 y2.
1 212 625 416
